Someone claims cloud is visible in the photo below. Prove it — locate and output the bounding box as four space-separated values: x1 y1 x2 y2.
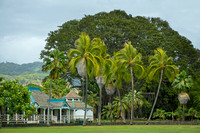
0 0 200 64
0 34 45 64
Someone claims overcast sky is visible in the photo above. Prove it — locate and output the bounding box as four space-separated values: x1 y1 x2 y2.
0 0 199 64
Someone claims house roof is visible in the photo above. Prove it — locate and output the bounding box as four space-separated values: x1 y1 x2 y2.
29 86 92 110
67 101 93 109
29 87 70 109
64 90 82 99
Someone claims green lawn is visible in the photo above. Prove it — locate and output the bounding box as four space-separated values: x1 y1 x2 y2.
1 125 200 133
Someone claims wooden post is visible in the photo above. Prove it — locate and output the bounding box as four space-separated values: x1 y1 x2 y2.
16 113 17 124
7 108 9 124
51 109 53 123
68 109 70 123
23 111 25 123
44 108 46 123
60 108 62 123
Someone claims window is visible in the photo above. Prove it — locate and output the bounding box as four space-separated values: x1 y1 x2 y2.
68 99 72 101
74 99 78 101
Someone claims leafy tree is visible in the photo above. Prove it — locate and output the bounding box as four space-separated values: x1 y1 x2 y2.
172 71 193 121
42 78 70 99
172 71 193 93
153 109 166 120
189 79 200 111
68 32 101 126
115 42 144 124
186 107 199 121
102 103 116 122
147 48 179 122
166 111 176 121
0 80 34 126
112 97 128 119
41 10 200 80
42 49 67 125
87 91 99 120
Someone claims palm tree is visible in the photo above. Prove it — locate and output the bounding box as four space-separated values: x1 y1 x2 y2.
115 42 144 124
153 109 166 120
112 97 128 119
111 57 131 123
42 49 67 125
147 48 179 123
123 90 145 119
172 71 193 121
93 38 112 125
102 103 116 122
68 32 101 126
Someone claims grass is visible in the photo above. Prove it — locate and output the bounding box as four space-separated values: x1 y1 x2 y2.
1 125 200 133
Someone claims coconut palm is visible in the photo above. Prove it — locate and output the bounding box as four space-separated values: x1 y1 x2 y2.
172 71 193 121
147 48 179 123
115 42 144 124
123 90 145 119
112 57 131 123
42 49 67 125
93 38 112 125
112 97 128 118
68 32 101 126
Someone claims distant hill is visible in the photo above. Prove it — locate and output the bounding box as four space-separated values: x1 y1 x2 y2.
0 61 44 75
0 62 48 85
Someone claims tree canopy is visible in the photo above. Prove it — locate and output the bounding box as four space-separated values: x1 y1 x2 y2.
40 10 200 79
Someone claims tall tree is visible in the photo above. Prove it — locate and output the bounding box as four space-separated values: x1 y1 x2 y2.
42 49 67 125
68 32 101 126
115 42 144 124
93 38 112 125
106 56 131 123
147 48 179 123
41 10 199 80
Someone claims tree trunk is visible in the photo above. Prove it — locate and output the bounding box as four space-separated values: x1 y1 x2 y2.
98 76 102 125
83 73 88 126
47 79 52 125
0 107 3 128
130 66 134 125
82 76 85 102
117 87 126 123
147 68 164 123
182 104 185 121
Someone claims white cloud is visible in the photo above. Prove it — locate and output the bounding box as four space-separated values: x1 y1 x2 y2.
0 0 200 64
0 35 45 64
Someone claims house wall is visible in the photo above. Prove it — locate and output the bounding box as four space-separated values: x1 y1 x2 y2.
74 109 93 120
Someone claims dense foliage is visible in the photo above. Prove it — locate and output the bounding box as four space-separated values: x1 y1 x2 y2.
41 10 200 78
41 78 70 99
38 10 200 122
0 80 34 116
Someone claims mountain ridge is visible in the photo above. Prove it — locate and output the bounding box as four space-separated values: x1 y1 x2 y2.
0 61 48 85
0 61 45 76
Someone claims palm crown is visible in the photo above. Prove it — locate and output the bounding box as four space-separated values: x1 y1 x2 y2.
148 48 179 82
42 49 66 79
68 32 101 78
